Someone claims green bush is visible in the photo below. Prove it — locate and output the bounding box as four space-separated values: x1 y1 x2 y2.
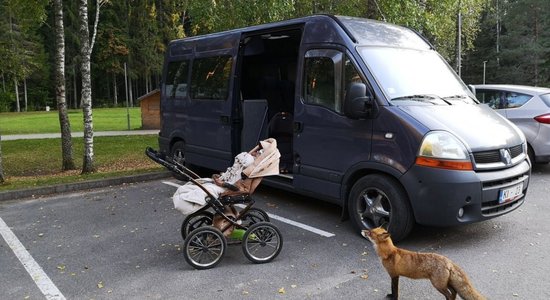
0 91 15 112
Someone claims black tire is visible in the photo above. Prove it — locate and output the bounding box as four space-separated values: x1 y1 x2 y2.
528 145 535 165
181 211 214 240
242 222 283 264
183 226 226 270
240 208 270 227
348 174 414 242
170 141 187 181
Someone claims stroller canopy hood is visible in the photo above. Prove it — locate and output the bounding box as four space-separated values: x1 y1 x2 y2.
243 138 281 178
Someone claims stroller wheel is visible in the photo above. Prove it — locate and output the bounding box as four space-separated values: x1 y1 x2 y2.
241 208 270 226
242 222 282 264
181 211 214 240
183 226 226 270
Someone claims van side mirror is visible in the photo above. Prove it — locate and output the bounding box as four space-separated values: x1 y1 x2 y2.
344 82 373 119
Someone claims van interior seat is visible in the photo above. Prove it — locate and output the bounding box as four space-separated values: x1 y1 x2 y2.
268 112 293 173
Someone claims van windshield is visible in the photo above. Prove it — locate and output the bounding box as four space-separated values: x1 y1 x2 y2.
358 47 476 105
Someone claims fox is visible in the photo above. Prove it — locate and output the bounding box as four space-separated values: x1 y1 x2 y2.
362 227 485 300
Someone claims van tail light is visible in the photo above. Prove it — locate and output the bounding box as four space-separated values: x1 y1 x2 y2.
534 113 550 124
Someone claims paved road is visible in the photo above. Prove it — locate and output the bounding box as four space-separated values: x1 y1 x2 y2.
1 163 550 299
2 130 159 141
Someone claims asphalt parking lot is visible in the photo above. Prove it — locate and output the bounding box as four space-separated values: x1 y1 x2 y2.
1 164 550 299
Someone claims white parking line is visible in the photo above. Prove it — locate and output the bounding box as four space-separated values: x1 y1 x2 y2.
162 181 181 188
162 181 335 237
0 217 66 300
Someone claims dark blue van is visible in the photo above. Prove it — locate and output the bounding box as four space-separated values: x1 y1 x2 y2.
158 15 530 241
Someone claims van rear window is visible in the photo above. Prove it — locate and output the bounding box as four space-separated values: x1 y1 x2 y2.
190 56 233 100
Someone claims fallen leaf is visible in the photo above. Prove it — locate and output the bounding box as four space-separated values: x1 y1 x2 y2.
278 287 286 294
57 265 65 271
291 284 297 288
360 274 369 280
97 282 104 289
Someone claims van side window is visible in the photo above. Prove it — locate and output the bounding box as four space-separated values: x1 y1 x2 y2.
190 56 233 100
304 50 364 113
344 57 365 100
304 50 340 112
164 60 189 99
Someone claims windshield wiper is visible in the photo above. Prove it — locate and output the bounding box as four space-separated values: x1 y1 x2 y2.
391 94 451 105
442 94 474 104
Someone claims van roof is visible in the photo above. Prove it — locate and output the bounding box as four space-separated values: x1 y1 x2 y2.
168 14 430 51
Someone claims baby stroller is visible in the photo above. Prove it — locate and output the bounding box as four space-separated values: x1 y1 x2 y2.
145 138 283 269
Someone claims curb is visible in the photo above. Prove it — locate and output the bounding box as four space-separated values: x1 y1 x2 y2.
0 171 172 202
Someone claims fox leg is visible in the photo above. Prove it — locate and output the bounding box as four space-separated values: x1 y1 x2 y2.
429 278 453 300
448 286 457 300
386 276 399 299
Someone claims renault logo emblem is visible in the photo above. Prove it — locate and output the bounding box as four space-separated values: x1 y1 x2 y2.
500 148 512 165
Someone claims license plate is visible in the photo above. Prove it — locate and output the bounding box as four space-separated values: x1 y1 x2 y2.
499 183 523 204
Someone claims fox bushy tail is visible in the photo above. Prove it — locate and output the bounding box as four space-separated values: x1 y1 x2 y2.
449 263 486 300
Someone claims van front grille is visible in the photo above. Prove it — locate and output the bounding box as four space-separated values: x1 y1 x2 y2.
473 150 500 164
481 198 524 216
482 173 528 189
472 144 525 170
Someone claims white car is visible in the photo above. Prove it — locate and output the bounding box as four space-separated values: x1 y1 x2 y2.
474 84 550 164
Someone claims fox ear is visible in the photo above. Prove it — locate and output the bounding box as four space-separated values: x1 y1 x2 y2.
381 232 391 240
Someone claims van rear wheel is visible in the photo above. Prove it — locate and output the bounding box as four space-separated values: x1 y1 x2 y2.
170 141 187 181
348 174 414 242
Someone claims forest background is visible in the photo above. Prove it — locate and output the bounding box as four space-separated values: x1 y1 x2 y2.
1 0 548 113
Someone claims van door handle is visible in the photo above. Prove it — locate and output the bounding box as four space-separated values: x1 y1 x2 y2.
294 121 303 133
220 115 230 125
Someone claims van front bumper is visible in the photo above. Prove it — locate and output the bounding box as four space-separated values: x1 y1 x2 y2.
400 159 530 226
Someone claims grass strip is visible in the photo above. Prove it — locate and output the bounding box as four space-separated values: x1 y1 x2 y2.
0 108 143 135
0 135 164 192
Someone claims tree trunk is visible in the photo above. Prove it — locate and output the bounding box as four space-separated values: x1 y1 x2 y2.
0 134 4 183
129 76 134 107
14 79 20 112
113 73 118 106
79 0 95 173
23 79 28 111
73 64 78 108
54 0 75 171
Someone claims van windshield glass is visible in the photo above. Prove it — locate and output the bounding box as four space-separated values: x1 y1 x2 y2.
358 47 475 105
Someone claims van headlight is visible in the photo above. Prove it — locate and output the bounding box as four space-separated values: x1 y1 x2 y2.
416 131 473 170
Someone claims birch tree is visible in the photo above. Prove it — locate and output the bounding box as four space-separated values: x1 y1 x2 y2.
54 0 75 171
79 0 105 173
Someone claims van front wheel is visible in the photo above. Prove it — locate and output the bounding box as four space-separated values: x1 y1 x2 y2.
348 174 414 242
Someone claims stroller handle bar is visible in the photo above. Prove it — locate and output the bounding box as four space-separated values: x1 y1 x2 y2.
145 147 223 207
145 147 199 179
